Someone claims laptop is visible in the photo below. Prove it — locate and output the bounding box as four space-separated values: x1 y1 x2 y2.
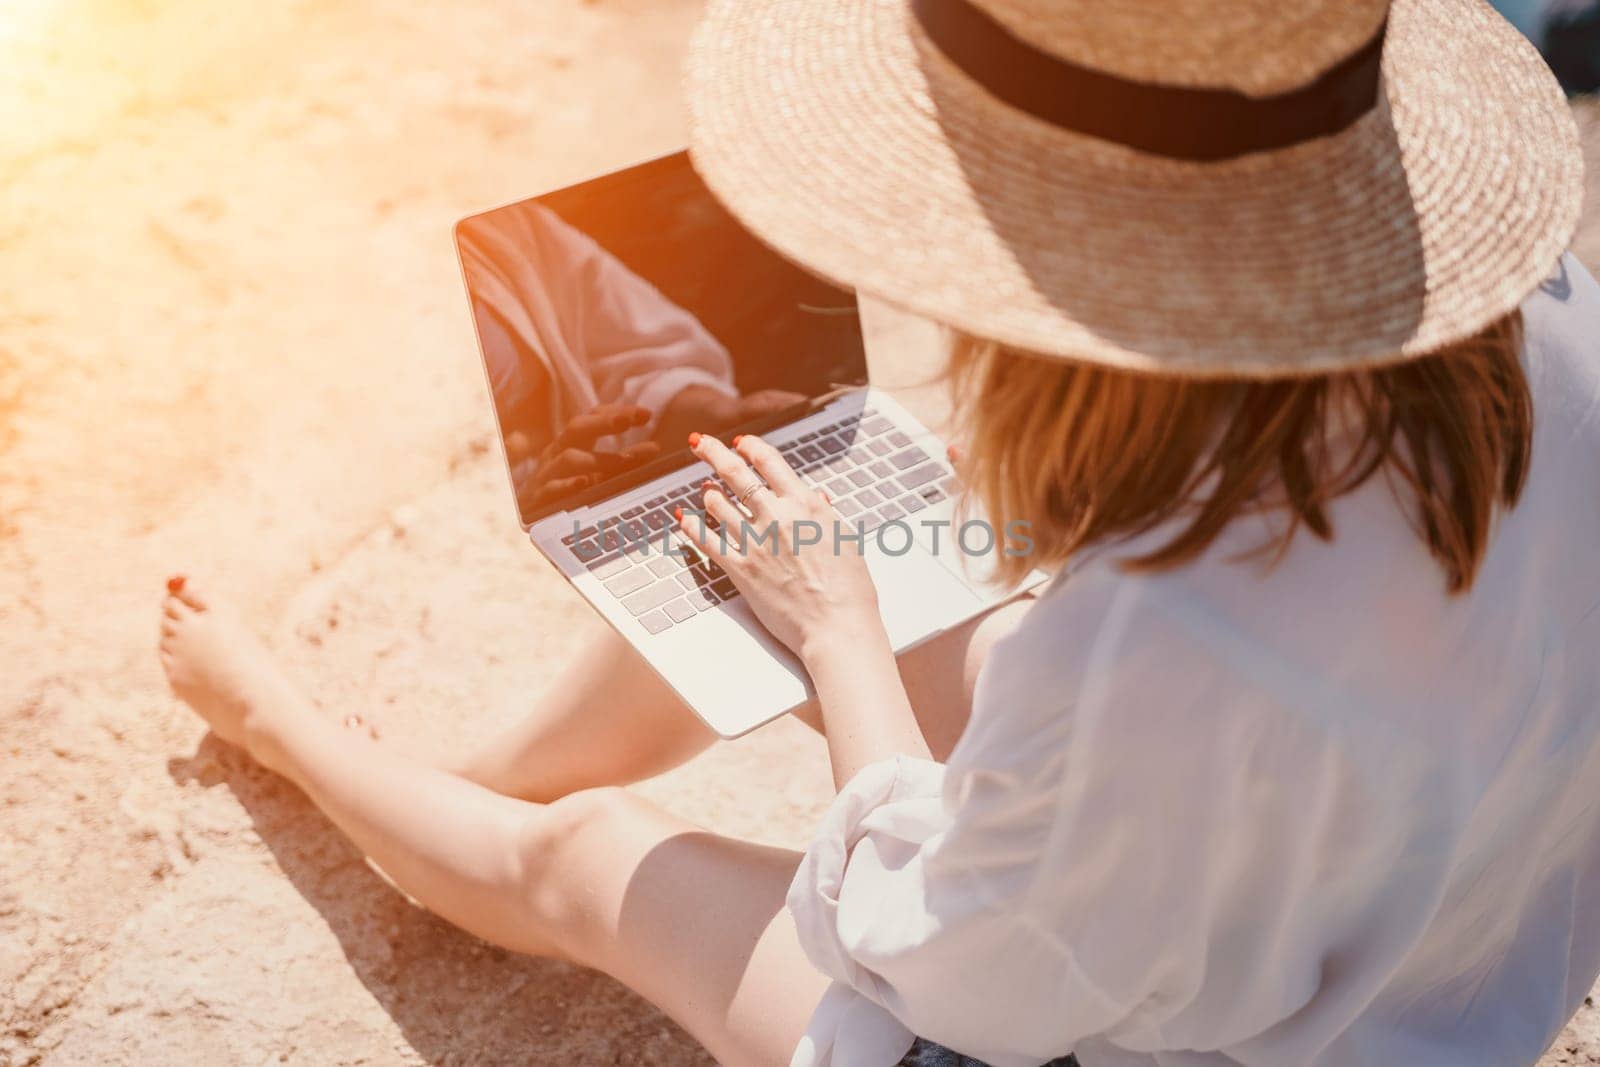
455 149 1042 738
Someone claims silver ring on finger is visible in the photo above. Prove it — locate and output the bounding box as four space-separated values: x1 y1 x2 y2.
735 480 769 506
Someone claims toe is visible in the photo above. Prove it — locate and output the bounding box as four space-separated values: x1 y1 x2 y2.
171 578 208 613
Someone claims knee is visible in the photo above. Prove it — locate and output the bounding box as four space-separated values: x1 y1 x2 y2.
513 787 641 955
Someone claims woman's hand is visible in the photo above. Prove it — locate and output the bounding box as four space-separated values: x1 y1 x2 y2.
512 403 660 512
675 432 883 663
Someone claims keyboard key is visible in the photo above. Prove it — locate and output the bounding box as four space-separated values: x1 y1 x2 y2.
572 538 602 561
643 510 668 532
887 431 912 448
869 460 892 478
861 417 893 435
879 502 906 522
836 498 864 517
799 431 819 442
818 436 846 455
918 485 946 505
561 530 576 546
605 567 652 598
587 552 630 579
599 529 623 552
823 457 851 476
645 495 668 508
868 439 892 456
827 476 853 496
856 487 883 508
848 470 873 487
846 447 875 466
898 463 944 490
798 444 825 463
669 485 693 498
690 587 720 610
639 609 672 635
818 422 839 433
891 446 930 470
623 580 682 617
622 505 645 519
901 493 927 513
622 519 646 541
675 570 701 590
664 598 698 623
711 577 737 599
648 555 682 577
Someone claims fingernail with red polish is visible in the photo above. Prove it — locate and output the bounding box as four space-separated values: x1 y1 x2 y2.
732 434 745 446
687 431 701 447
673 506 683 522
166 575 186 594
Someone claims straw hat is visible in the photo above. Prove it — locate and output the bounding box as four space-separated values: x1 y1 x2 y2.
686 0 1584 377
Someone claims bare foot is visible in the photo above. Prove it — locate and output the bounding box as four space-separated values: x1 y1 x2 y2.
158 576 315 766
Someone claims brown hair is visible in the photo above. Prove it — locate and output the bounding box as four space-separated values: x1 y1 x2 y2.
948 313 1530 593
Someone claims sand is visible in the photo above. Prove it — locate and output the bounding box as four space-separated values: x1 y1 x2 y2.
0 2 1596 1062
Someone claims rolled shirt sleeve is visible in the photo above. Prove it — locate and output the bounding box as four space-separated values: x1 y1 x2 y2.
787 750 1121 1067
784 569 1437 1067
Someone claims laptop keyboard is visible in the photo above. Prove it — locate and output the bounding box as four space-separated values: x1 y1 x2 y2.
559 406 959 635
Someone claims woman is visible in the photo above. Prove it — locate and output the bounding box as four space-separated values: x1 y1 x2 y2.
158 0 1600 1064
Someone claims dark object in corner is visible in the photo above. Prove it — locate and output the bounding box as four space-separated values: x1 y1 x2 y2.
1542 0 1600 94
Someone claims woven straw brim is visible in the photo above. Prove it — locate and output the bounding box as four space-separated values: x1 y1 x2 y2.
687 0 1584 377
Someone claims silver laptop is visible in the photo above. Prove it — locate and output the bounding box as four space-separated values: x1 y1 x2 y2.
455 149 1041 738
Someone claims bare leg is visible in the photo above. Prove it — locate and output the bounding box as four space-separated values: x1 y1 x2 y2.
459 596 1035 801
159 581 826 1066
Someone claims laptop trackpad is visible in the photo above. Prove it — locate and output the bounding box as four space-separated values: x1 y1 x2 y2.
865 545 984 650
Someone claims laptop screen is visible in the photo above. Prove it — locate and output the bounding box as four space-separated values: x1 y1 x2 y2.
456 150 867 527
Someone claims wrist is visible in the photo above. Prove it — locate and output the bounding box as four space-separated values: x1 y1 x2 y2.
799 609 890 672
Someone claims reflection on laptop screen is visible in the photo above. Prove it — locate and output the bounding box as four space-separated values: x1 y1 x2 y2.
456 150 867 527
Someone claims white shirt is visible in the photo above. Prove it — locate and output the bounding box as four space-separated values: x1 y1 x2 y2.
788 253 1600 1067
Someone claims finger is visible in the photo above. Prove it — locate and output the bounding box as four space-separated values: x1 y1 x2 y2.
543 448 604 478
735 390 806 419
690 433 767 513
528 475 595 509
555 404 650 450
700 480 747 532
616 441 661 464
163 601 183 621
675 499 733 562
505 431 534 465
732 434 806 497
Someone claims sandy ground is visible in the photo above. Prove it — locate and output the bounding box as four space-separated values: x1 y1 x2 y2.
0 3 1597 1063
